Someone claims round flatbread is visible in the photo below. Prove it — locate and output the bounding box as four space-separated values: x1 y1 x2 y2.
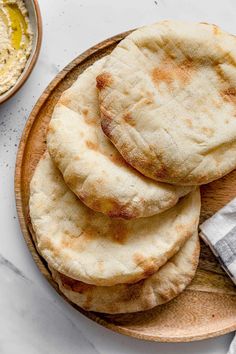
98 21 236 185
47 57 191 219
29 153 200 286
50 232 200 314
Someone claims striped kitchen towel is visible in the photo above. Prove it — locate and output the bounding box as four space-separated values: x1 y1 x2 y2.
199 197 236 285
200 197 236 354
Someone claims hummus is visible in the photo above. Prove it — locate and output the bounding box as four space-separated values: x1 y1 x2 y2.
0 0 33 95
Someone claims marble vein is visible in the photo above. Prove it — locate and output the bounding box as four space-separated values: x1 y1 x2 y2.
0 253 29 280
0 254 100 354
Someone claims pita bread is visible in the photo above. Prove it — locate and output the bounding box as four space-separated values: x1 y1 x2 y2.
47 58 191 219
50 232 200 314
98 21 236 185
29 153 200 286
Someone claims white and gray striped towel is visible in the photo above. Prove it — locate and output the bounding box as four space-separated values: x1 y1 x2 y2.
199 198 236 353
200 197 236 285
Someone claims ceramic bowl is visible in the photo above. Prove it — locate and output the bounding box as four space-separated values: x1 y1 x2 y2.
0 0 42 104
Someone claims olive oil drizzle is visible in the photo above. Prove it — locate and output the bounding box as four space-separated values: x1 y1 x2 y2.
5 2 29 50
0 1 31 87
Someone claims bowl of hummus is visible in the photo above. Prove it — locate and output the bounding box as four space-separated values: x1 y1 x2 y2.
0 0 42 103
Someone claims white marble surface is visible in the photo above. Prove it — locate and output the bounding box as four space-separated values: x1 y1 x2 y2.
0 0 236 353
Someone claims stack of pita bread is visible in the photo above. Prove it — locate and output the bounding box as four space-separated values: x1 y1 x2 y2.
29 20 236 314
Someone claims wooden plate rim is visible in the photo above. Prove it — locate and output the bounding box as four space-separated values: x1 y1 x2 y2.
14 31 236 342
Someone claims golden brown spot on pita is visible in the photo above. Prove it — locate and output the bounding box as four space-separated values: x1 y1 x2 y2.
181 58 194 70
215 58 236 84
152 57 194 88
120 281 144 302
81 228 95 242
145 91 154 104
176 59 195 84
59 96 71 107
91 200 102 212
184 118 193 128
83 293 93 310
225 52 236 66
212 98 221 108
53 151 65 162
86 140 99 150
200 22 221 34
221 87 236 105
64 230 78 239
68 231 91 253
143 98 153 105
201 127 214 137
146 91 154 99
152 67 173 85
48 125 56 134
123 112 136 126
109 222 128 243
83 114 97 125
41 237 58 254
133 253 156 277
133 253 145 265
65 173 79 188
61 228 94 253
84 205 96 219
115 209 134 219
60 273 95 293
215 64 225 81
86 140 121 163
160 286 178 302
175 224 184 233
61 238 74 252
82 108 89 116
213 25 220 35
105 198 136 219
129 153 156 179
155 165 168 179
96 72 113 90
195 174 209 184
225 120 229 124
47 146 56 157
142 262 157 277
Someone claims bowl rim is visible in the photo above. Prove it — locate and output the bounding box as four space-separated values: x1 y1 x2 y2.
0 0 42 105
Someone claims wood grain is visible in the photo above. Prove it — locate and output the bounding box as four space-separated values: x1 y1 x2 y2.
15 31 236 342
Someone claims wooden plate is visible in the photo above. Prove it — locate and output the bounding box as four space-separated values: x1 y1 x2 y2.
15 32 236 342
